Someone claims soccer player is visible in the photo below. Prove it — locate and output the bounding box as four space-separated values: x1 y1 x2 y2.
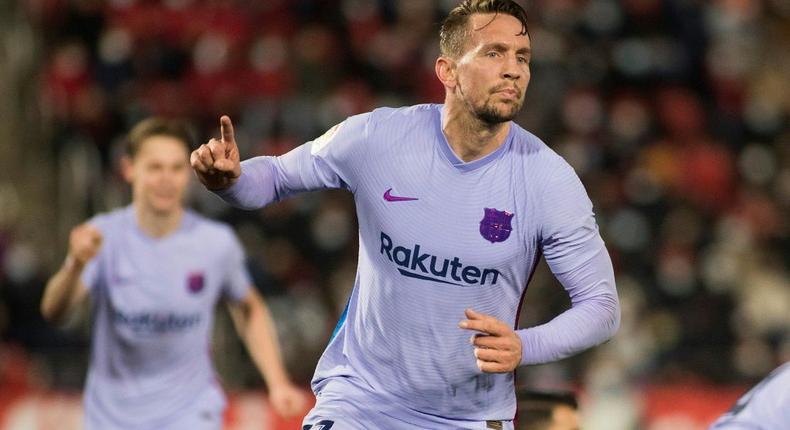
40 118 305 429
708 361 790 429
192 0 620 428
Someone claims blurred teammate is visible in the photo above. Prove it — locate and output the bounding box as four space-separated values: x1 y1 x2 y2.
709 361 790 429
192 0 620 428
40 118 304 430
516 390 579 430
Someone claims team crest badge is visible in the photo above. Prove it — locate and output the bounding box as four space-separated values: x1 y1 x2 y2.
479 208 514 243
187 272 205 294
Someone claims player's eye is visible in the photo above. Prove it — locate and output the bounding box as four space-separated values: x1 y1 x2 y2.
486 51 499 58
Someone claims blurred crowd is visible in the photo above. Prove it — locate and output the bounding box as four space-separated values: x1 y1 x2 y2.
1 0 789 426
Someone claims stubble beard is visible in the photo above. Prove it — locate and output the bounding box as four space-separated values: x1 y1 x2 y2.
458 79 524 127
460 86 524 125
475 98 522 124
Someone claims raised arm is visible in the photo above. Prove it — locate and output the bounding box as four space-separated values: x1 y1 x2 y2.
191 114 370 210
40 223 102 325
191 115 242 191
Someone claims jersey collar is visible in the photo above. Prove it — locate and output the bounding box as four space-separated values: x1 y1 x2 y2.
434 104 515 173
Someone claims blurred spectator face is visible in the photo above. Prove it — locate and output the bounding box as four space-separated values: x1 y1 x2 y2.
548 404 579 430
518 404 580 430
517 391 580 430
452 13 531 123
122 136 190 216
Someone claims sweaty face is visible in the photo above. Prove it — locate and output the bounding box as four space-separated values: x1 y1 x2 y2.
454 13 531 124
128 136 190 216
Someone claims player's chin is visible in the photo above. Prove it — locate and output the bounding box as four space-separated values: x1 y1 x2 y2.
500 105 520 120
149 197 182 215
501 97 524 112
489 104 520 122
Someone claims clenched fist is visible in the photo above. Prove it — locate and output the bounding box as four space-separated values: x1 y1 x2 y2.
68 224 103 267
268 383 309 417
191 115 242 191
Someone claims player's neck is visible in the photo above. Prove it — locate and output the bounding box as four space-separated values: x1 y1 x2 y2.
441 103 511 163
133 203 184 238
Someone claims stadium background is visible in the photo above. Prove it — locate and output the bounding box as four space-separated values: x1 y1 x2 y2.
0 0 788 428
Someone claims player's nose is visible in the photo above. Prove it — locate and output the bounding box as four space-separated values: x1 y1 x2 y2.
501 53 523 81
502 67 520 81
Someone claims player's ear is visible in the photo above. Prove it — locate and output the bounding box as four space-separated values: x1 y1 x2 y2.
435 56 458 89
120 155 134 183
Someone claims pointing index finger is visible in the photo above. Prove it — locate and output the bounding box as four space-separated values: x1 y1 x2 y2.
220 115 235 144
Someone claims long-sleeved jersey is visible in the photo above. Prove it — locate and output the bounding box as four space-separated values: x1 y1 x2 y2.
217 104 619 426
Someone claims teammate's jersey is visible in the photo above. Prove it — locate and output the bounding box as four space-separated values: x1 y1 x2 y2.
219 104 619 426
709 362 790 430
80 205 251 430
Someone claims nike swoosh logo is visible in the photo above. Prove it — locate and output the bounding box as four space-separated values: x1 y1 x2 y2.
383 188 419 202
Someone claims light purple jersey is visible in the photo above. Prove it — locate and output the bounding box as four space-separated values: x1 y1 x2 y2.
80 206 250 430
709 362 790 430
217 104 619 428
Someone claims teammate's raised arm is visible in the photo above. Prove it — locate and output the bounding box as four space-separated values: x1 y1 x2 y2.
40 223 101 324
191 115 241 191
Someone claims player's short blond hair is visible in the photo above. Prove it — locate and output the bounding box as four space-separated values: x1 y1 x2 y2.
439 0 530 59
